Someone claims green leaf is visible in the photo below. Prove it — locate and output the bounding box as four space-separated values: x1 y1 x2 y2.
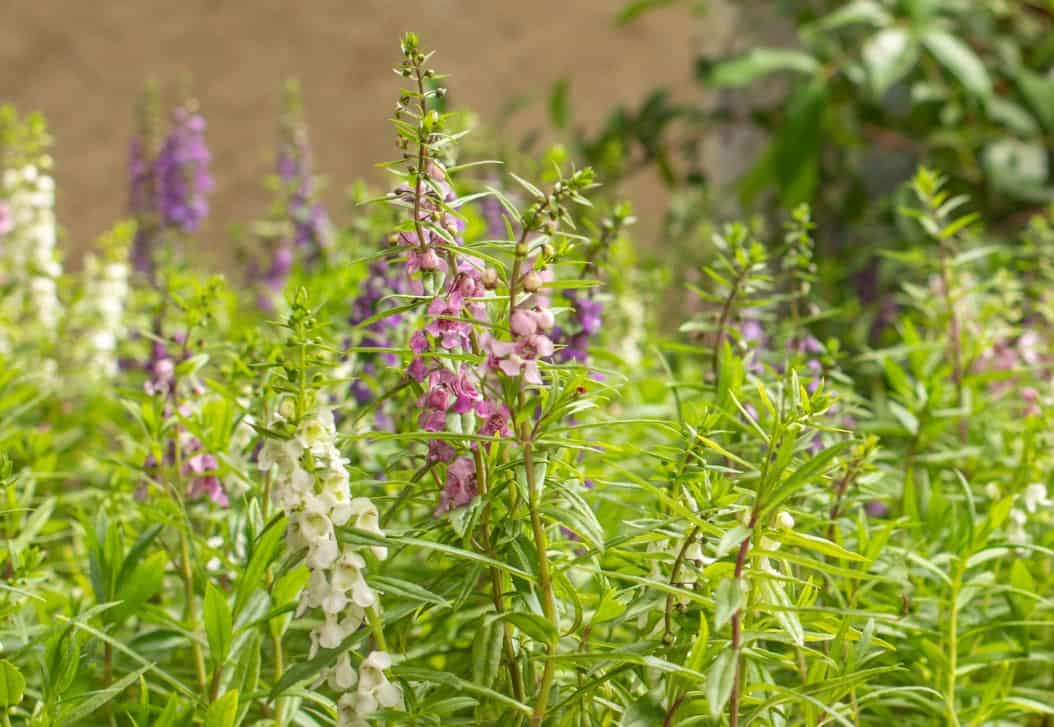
55 666 149 726
488 612 558 646
0 660 25 707
1015 68 1054 131
394 666 532 716
762 440 852 520
111 551 167 624
983 138 1051 200
714 577 745 631
619 693 666 726
706 650 737 718
767 76 827 206
684 610 710 678
472 619 504 689
370 575 451 608
205 584 233 666
756 577 804 646
921 29 991 100
706 48 820 87
862 27 918 96
205 690 239 727
888 400 918 435
813 0 891 29
592 589 628 625
235 515 287 616
771 530 868 562
115 524 164 590
717 525 752 559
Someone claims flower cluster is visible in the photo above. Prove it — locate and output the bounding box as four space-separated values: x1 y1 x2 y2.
156 105 213 233
0 108 62 345
1002 482 1051 547
400 183 510 513
347 259 407 410
276 83 332 260
71 222 133 378
129 82 162 274
143 338 228 506
128 88 213 275
255 82 333 311
974 329 1048 416
328 651 404 727
550 205 628 366
0 163 62 333
485 260 556 385
259 404 399 721
551 289 601 364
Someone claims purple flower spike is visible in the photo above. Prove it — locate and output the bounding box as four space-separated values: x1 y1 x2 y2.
155 106 213 234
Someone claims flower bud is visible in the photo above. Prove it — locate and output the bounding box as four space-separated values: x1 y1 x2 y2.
775 511 795 531
522 270 543 293
278 398 296 421
481 268 499 289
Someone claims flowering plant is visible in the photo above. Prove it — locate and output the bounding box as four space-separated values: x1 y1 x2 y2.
0 29 1052 727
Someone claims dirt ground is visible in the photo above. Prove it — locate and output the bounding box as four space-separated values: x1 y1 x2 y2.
1 0 747 264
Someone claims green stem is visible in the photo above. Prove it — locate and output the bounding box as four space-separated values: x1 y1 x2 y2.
946 559 963 727
663 526 700 640
477 448 526 703
525 443 558 727
367 604 388 652
712 268 748 381
729 509 758 727
179 529 208 693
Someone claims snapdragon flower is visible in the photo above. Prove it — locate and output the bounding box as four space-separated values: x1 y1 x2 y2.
261 400 393 711
335 651 403 727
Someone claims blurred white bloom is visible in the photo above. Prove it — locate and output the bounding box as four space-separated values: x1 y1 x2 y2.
776 511 795 531
1022 483 1051 514
1007 508 1029 547
1 164 63 338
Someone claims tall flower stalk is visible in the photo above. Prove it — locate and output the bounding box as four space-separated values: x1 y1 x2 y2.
256 293 400 727
254 80 333 312
0 107 62 346
379 33 599 724
128 84 213 277
69 221 134 380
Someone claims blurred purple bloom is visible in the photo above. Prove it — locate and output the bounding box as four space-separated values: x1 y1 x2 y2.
346 259 407 408
553 290 604 364
155 107 213 233
864 500 889 518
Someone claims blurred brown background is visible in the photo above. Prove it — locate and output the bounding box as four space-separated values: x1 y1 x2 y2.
0 1 748 263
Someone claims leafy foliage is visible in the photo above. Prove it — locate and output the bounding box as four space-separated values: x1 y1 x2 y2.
0 25 1052 727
